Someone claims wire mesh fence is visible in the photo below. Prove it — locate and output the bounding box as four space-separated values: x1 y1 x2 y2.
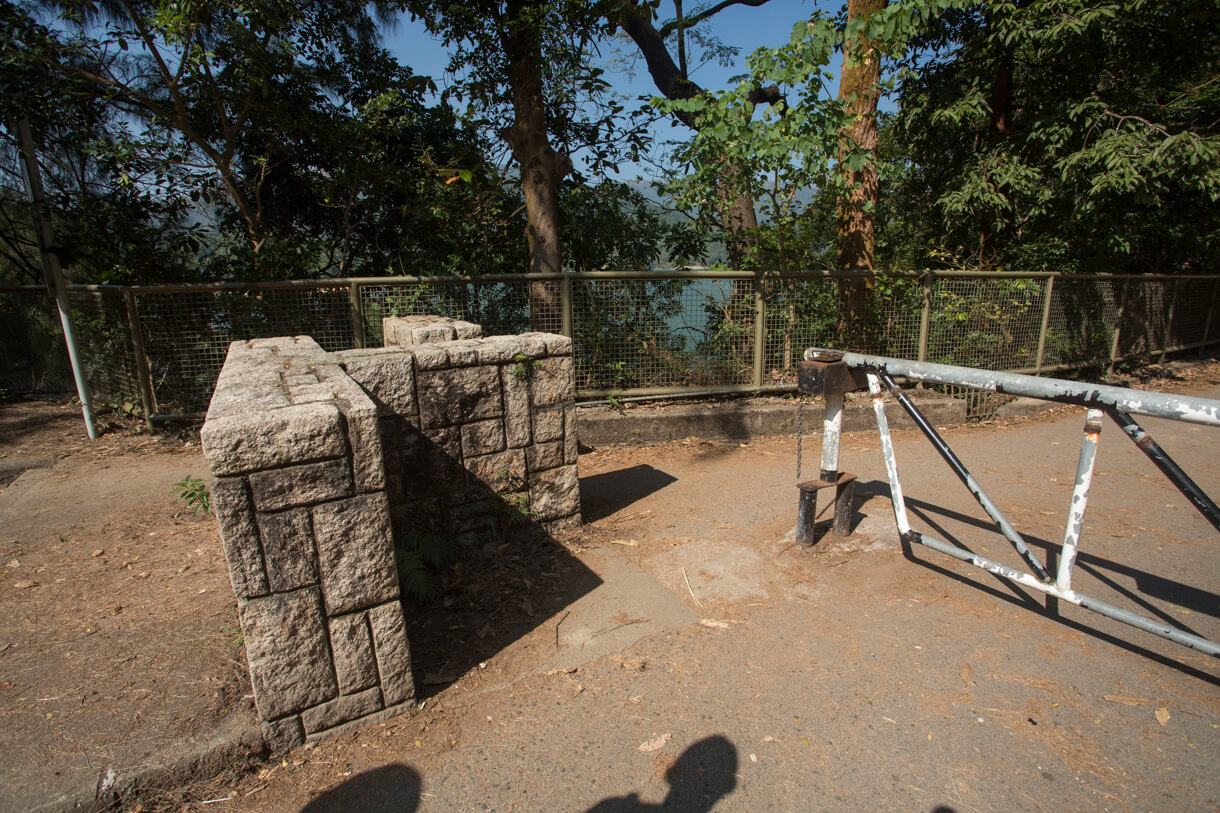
2 272 1216 422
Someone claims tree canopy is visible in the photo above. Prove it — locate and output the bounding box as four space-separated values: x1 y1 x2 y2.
2 0 1216 286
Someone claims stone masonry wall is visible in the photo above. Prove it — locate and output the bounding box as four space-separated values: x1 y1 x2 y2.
201 324 579 752
200 337 415 753
344 321 580 542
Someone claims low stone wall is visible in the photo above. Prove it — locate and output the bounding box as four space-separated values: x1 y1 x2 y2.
200 324 579 752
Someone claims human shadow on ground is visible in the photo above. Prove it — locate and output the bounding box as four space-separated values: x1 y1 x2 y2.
586 735 738 812
299 763 420 813
580 464 678 522
852 482 1220 685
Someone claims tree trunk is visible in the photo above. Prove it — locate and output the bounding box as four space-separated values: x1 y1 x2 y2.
502 0 571 331
835 0 885 344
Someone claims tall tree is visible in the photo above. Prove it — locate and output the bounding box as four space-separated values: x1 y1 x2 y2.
618 0 780 267
886 0 1220 274
836 0 886 271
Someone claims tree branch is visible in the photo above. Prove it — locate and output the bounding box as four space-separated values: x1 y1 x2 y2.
657 0 773 40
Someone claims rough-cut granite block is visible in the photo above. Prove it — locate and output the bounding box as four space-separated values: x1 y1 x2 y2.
239 588 337 720
417 365 502 429
501 366 532 449
563 405 579 464
338 349 416 417
527 440 564 472
202 402 347 476
465 449 526 493
248 458 353 512
311 494 399 615
262 715 306 755
529 464 580 521
301 686 383 735
532 406 564 443
211 476 269 599
461 419 506 457
256 509 319 593
520 331 573 356
530 356 575 406
368 602 414 706
343 406 386 494
329 612 378 695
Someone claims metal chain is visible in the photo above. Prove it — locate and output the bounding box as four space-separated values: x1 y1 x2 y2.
795 395 803 481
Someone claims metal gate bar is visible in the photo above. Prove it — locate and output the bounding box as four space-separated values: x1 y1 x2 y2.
800 347 1220 658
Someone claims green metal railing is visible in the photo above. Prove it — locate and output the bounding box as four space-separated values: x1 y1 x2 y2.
3 270 1217 426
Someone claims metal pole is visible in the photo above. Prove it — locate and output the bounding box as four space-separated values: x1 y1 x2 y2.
122 289 156 431
822 347 1220 426
876 371 1052 582
12 117 97 439
1034 276 1055 374
1056 409 1102 591
752 274 766 388
867 373 912 536
348 280 366 348
1109 410 1220 532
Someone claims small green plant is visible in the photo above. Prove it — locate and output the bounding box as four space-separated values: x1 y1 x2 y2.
606 394 626 413
509 353 537 381
170 475 213 516
496 494 538 530
394 530 459 602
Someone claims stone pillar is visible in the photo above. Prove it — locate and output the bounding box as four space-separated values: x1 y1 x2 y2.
201 337 415 753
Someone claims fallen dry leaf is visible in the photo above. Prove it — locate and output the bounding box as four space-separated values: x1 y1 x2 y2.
959 663 973 685
1155 707 1170 726
13 580 37 589
638 733 671 753
1103 695 1150 706
698 619 730 630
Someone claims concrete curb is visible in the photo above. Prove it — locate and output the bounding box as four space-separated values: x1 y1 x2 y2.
576 396 973 447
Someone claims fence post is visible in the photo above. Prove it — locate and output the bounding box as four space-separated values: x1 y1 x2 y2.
917 274 933 374
752 274 766 388
1107 278 1130 375
1159 278 1179 363
122 289 156 430
1034 275 1056 374
348 281 366 349
560 271 573 338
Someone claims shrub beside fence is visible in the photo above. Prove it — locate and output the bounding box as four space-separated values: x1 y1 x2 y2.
2 270 1217 424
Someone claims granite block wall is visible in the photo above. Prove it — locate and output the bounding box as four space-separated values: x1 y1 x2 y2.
201 322 579 753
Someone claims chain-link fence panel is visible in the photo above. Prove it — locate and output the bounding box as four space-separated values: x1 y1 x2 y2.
1169 278 1215 350
925 277 1049 371
50 272 1216 419
358 279 534 346
68 288 142 412
0 287 72 394
1117 279 1168 358
1042 277 1119 369
570 276 751 391
135 285 353 414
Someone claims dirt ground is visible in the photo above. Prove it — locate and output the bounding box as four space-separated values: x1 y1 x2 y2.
2 358 1219 812
0 402 257 812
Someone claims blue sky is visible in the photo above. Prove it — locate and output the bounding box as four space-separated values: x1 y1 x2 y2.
382 1 829 182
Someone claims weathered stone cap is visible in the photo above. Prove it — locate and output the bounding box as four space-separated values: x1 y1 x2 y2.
382 315 482 347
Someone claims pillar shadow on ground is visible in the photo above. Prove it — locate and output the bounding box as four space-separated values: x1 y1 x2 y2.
585 735 738 812
851 482 1220 684
580 464 678 522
